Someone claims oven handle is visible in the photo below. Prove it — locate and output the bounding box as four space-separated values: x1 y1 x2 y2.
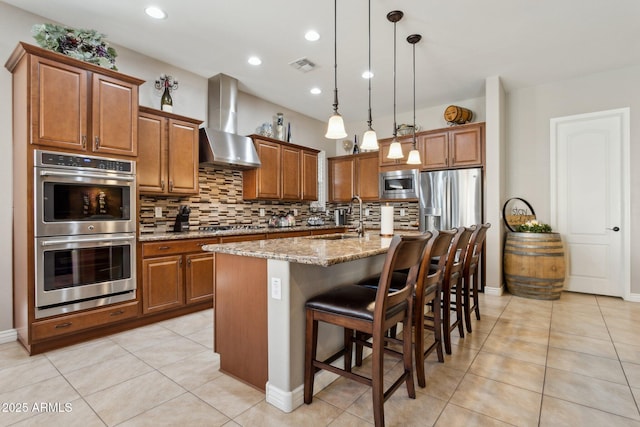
39 170 135 182
41 235 136 247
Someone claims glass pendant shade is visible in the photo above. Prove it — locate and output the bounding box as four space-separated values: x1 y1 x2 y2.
325 113 347 139
361 128 379 150
387 140 404 159
406 148 421 164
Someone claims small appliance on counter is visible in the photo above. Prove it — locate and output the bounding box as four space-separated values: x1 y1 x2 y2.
334 209 347 226
173 205 191 232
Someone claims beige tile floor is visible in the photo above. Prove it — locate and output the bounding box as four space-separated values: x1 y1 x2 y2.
1 292 640 426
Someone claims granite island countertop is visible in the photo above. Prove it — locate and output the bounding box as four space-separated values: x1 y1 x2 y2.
202 231 421 267
138 224 346 242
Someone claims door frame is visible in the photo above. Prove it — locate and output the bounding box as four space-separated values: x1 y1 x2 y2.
550 108 632 301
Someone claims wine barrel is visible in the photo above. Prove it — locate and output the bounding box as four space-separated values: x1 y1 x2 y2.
503 232 566 300
444 105 473 124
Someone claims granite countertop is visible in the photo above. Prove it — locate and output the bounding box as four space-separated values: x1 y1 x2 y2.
202 231 421 267
138 224 345 242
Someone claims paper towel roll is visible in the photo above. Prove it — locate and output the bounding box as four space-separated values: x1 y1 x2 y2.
380 205 394 236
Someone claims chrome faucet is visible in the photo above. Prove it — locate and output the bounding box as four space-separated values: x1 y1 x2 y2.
348 195 365 237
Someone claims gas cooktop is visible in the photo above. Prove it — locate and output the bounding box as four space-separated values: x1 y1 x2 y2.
198 225 266 232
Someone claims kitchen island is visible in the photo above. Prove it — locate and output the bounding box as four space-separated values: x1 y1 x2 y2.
203 232 414 412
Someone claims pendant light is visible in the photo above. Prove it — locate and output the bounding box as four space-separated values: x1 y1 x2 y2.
360 0 378 151
406 34 422 165
386 10 404 159
325 0 347 139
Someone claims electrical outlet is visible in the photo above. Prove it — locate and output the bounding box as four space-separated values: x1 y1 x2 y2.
400 208 406 216
154 207 162 218
271 277 282 300
294 209 298 216
260 208 265 217
365 208 371 216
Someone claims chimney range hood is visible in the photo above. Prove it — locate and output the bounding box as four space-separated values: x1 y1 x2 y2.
199 74 261 169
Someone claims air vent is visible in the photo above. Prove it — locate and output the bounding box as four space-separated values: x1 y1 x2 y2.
289 57 316 72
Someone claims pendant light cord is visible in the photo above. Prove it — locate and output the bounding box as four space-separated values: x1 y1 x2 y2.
332 0 339 114
412 41 416 148
393 20 397 138
366 0 372 129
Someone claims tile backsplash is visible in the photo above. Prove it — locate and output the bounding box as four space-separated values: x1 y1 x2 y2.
139 166 419 233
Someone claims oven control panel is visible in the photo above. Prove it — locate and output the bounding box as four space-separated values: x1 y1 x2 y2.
36 150 134 173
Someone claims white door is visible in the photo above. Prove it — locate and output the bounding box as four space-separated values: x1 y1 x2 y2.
550 109 629 297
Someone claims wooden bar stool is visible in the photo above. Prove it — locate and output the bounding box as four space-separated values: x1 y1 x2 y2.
303 234 432 427
461 223 491 333
442 227 474 354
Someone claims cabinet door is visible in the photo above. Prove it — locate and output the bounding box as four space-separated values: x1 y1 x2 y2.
255 139 281 199
378 137 416 171
356 153 380 201
138 112 167 194
91 73 138 157
281 146 301 200
186 252 215 305
167 119 199 194
302 150 318 201
31 57 88 150
328 157 355 202
421 131 449 169
449 125 483 167
142 255 184 314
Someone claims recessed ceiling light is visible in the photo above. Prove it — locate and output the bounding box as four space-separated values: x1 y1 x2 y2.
305 30 320 42
362 70 374 79
310 87 322 95
145 6 167 20
248 56 262 66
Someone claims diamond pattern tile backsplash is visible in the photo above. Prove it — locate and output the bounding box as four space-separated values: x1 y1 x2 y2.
139 166 418 233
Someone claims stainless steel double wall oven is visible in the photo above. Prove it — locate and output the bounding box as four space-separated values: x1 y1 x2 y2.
34 150 137 318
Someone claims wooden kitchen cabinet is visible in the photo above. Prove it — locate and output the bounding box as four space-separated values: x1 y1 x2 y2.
6 43 143 158
421 122 484 170
138 107 202 195
243 135 319 201
328 152 379 202
378 136 416 171
140 237 219 315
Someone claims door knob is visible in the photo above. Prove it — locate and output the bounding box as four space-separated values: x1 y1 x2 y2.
607 226 620 232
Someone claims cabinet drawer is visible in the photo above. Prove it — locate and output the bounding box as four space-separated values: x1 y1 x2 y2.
220 234 266 243
143 238 220 257
32 301 139 341
267 230 310 239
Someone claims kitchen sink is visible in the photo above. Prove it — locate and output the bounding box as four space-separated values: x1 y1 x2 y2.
307 233 361 240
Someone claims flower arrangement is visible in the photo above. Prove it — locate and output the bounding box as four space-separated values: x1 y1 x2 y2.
515 220 552 233
31 23 118 70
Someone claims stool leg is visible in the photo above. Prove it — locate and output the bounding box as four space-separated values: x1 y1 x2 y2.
304 309 318 404
433 292 444 363
414 303 426 388
464 276 473 333
371 329 385 427
473 272 481 320
344 328 353 372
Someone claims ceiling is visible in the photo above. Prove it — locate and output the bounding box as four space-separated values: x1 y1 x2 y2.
5 0 640 125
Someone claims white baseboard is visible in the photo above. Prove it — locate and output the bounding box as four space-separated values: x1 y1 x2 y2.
624 292 640 303
0 329 17 344
483 285 504 296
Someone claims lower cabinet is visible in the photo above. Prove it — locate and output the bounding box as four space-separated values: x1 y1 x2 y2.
141 238 220 314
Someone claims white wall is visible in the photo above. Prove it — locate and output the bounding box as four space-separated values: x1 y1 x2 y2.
506 65 640 294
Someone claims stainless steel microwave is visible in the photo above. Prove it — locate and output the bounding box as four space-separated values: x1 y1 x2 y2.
379 169 420 200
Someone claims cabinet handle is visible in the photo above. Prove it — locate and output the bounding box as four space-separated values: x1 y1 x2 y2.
187 259 191 266
158 246 171 250
110 310 125 316
179 258 183 266
82 135 87 149
169 180 173 191
54 322 72 329
94 136 100 150
161 180 165 190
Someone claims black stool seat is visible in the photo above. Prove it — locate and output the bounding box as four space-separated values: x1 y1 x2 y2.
306 285 408 321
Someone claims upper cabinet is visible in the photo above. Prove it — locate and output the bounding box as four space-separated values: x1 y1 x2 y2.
421 122 484 170
138 107 202 195
378 136 417 172
5 43 144 158
328 152 379 202
243 135 319 201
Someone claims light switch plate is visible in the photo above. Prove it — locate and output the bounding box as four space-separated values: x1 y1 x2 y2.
260 208 266 217
154 207 163 218
271 277 282 300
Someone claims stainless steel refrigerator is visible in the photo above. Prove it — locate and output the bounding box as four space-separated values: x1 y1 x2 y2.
419 168 483 232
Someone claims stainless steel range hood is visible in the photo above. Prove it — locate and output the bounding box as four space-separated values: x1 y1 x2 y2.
199 74 261 169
